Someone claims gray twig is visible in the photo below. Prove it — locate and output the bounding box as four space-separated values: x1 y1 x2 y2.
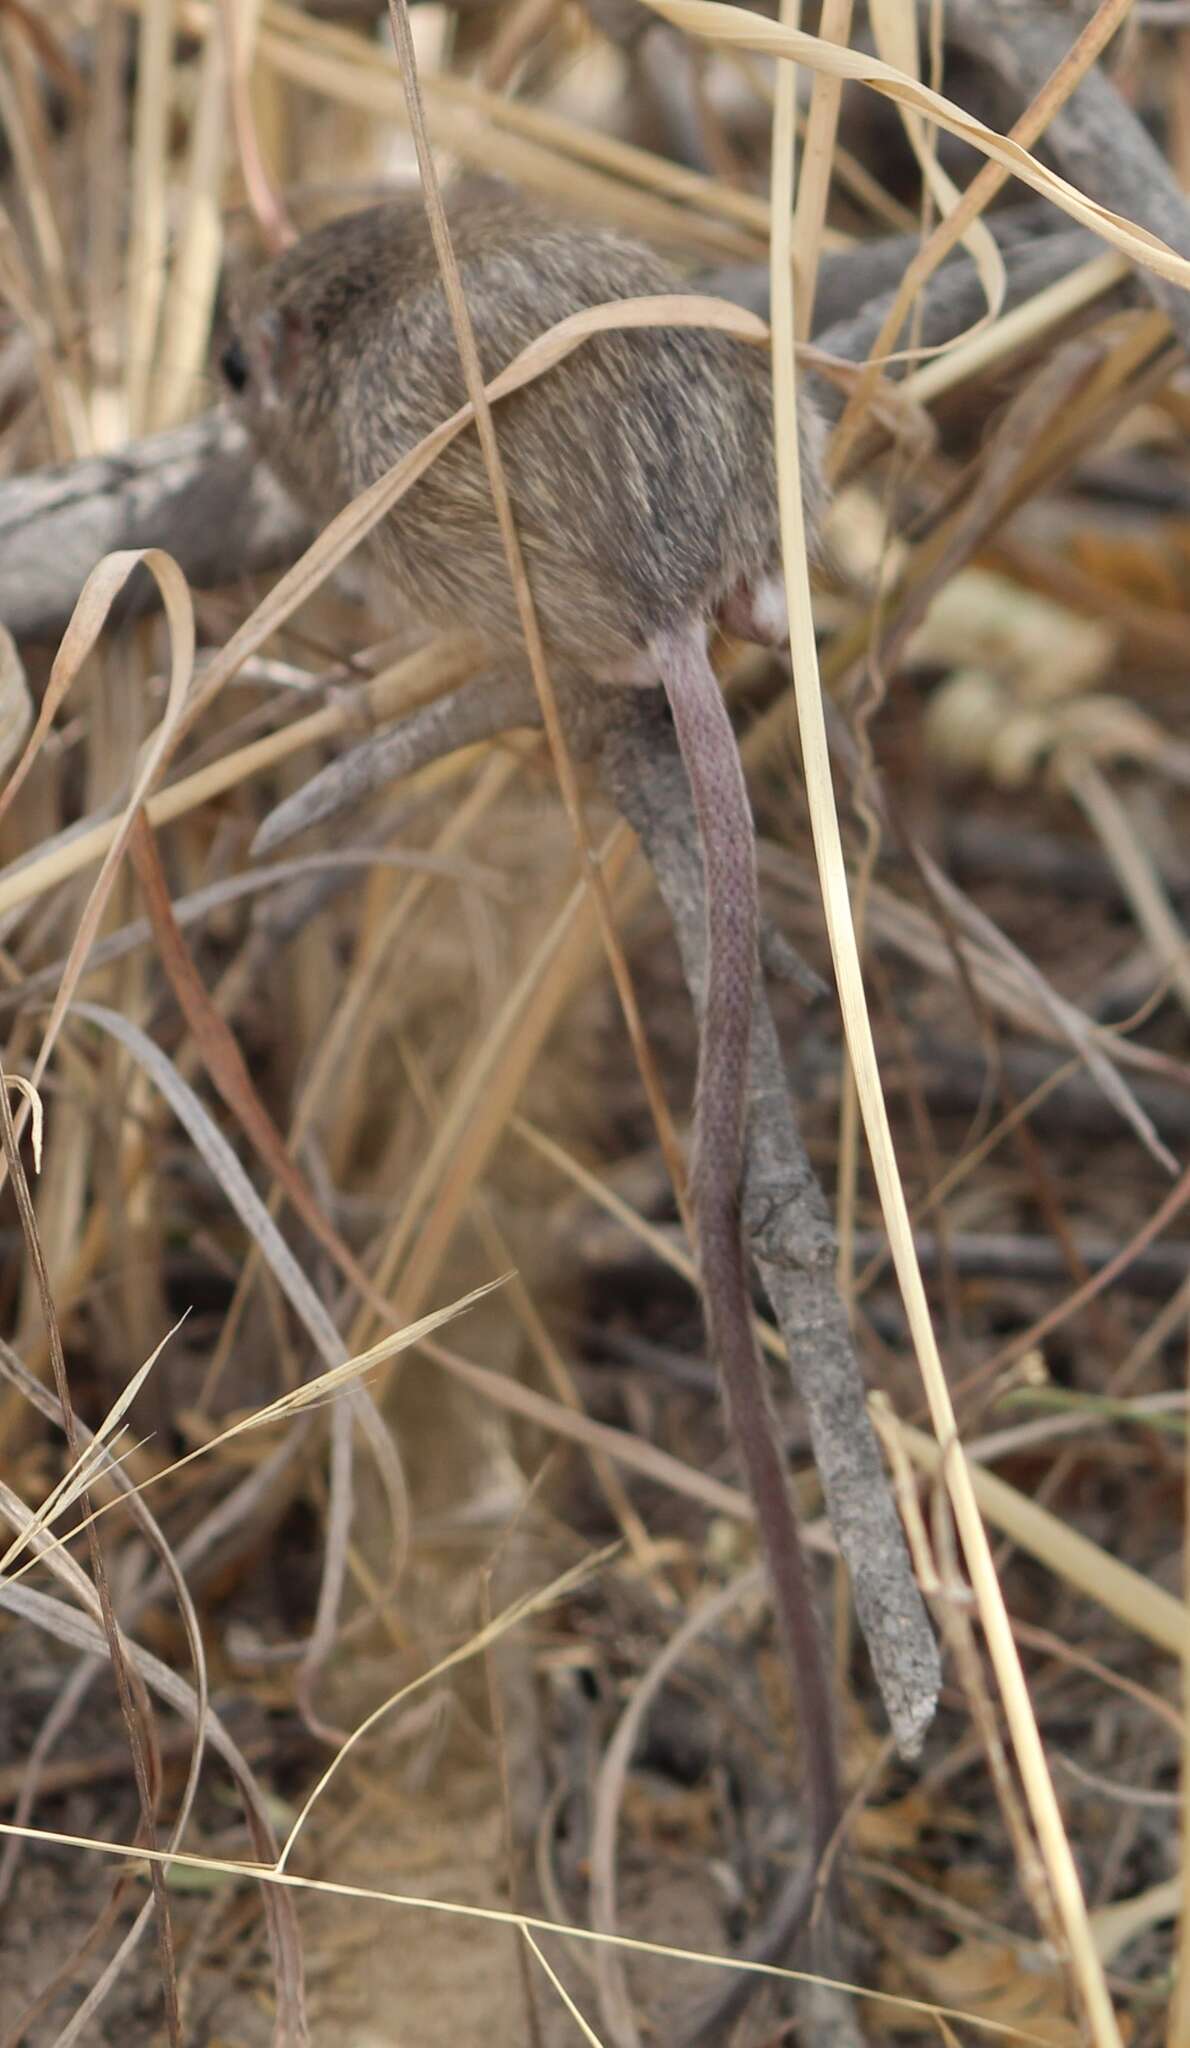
941 0 1190 352
251 667 541 853
0 413 308 644
808 228 1108 411
703 207 1106 371
594 688 940 1757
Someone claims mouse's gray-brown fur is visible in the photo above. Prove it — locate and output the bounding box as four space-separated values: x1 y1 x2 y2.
222 176 820 675
221 179 839 1997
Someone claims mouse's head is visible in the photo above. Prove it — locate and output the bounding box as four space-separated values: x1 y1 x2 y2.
217 194 468 519
217 251 342 515
219 298 303 413
219 202 417 517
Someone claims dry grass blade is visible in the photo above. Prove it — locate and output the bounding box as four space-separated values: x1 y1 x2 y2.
261 0 776 236
130 808 402 1305
0 16 90 458
125 0 176 433
220 0 291 254
0 1337 209 1975
0 1062 182 2045
0 550 192 831
918 853 1177 1182
867 0 1004 331
0 670 496 925
275 1542 618 1871
981 1157 1190 1382
63 999 468 1655
2 552 196 1185
197 746 526 1412
84 6 128 453
0 1283 497 1604
0 1457 203 2046
0 1816 1074 2044
241 0 769 261
248 1280 510 1427
150 0 229 430
0 1582 308 2043
1066 758 1190 1021
522 1928 608 2047
902 250 1128 406
882 1411 1186 1663
71 1001 344 1365
1173 1350 1190 2043
643 0 1190 286
589 1568 763 2047
510 1114 794 1369
3 4 1187 2040
792 0 854 342
766 22 1125 2048
0 1317 183 1577
362 829 638 1325
926 1485 1067 1999
417 1336 755 1525
833 0 1136 469
0 841 514 1017
0 1072 42 1170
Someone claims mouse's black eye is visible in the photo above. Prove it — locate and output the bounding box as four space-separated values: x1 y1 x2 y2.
220 336 249 393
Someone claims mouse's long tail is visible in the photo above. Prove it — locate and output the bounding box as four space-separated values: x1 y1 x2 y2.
656 623 840 1878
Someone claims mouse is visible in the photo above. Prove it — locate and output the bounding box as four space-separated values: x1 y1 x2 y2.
220 174 840 1938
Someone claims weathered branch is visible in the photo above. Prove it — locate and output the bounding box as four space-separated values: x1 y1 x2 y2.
594 688 940 1758
808 227 1106 407
0 413 308 644
703 203 1105 353
251 668 540 853
942 0 1190 351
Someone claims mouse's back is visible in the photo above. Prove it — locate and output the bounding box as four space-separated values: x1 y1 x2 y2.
225 180 795 673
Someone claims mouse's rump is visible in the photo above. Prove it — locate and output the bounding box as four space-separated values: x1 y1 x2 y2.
227 188 822 673
364 314 784 674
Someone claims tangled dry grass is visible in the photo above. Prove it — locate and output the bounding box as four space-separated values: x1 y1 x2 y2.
1 1 1190 2043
